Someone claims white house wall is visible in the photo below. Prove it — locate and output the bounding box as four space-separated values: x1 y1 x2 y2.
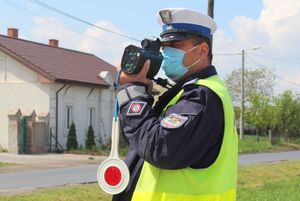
0 50 115 151
99 88 115 144
0 51 50 149
52 85 114 149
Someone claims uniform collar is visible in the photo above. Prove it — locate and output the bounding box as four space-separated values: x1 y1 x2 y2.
153 65 218 114
184 65 217 83
174 65 218 88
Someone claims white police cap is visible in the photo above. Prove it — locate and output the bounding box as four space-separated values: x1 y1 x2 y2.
157 8 217 42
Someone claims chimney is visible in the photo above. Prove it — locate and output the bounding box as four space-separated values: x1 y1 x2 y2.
49 39 59 47
7 28 18 38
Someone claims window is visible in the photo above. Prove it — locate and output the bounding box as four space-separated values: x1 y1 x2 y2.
88 107 95 128
65 106 73 129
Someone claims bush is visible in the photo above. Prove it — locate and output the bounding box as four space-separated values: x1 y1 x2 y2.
86 125 96 149
66 122 78 150
0 146 8 153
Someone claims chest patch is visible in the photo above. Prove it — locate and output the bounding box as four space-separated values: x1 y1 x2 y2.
127 101 147 116
161 113 188 129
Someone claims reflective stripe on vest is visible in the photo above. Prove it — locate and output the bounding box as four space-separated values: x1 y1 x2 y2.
131 75 238 201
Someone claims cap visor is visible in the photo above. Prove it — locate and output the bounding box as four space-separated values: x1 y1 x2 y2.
160 34 191 42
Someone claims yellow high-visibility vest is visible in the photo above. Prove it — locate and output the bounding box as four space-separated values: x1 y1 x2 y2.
132 75 238 201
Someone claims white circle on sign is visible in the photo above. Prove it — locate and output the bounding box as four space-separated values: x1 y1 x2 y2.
97 158 130 194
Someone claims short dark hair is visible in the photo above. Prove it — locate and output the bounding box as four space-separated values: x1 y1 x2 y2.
191 36 213 61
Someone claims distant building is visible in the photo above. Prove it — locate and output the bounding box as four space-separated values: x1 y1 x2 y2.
0 28 117 153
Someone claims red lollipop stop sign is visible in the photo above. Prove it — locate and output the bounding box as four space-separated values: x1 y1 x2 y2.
97 118 130 194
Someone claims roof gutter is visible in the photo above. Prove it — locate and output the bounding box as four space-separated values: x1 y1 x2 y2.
55 83 67 151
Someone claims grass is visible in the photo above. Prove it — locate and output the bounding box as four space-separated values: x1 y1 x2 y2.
0 184 111 201
237 160 300 201
65 147 128 157
239 135 300 154
64 135 300 156
238 179 300 201
0 162 14 168
0 160 299 201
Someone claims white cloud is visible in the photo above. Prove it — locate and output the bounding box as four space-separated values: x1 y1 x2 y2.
29 3 300 92
213 0 300 92
77 21 135 66
30 16 135 66
31 16 81 49
276 73 300 93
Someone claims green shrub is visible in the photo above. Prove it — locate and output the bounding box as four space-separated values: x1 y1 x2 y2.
86 125 96 149
66 122 78 150
0 145 8 153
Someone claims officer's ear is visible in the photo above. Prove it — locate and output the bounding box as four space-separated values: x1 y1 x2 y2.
198 42 209 59
192 36 210 60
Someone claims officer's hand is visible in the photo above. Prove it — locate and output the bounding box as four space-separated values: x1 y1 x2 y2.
119 60 150 85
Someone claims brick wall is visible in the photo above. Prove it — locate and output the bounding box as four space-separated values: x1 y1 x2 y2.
8 109 49 154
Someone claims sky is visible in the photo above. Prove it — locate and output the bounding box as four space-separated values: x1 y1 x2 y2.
1 0 300 93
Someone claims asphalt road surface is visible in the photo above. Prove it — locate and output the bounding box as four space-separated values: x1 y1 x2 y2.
0 151 299 193
0 165 97 193
238 150 300 165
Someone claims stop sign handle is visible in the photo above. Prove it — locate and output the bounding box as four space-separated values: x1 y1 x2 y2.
109 117 121 158
97 117 130 194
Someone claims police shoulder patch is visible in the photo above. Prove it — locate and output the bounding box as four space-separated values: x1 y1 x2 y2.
127 101 147 116
161 113 188 129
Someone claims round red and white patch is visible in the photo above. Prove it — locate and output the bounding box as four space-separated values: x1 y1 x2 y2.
131 103 141 113
127 101 146 116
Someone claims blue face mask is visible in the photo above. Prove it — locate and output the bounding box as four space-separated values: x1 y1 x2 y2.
161 46 201 81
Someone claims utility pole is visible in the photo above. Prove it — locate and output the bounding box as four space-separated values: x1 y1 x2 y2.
207 0 214 50
240 50 245 140
208 0 214 18
239 47 260 140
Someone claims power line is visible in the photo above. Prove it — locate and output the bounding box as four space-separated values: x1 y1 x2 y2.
275 74 300 87
28 0 141 42
212 60 241 64
250 53 300 65
215 52 300 66
246 55 267 68
247 55 300 87
4 0 124 49
214 52 240 56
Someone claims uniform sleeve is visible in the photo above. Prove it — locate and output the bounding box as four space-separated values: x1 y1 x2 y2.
118 83 224 170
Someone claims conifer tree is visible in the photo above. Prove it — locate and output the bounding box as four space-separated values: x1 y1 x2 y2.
86 125 96 149
66 122 78 150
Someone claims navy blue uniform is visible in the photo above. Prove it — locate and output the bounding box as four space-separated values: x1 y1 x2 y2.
112 65 224 201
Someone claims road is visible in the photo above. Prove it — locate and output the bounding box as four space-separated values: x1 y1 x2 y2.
0 151 299 193
238 150 300 165
0 165 97 193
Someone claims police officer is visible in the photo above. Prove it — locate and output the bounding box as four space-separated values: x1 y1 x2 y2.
113 8 238 201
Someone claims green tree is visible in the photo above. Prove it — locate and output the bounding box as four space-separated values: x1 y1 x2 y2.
225 67 275 107
245 93 268 141
275 91 300 142
225 67 276 138
66 122 78 150
86 125 96 149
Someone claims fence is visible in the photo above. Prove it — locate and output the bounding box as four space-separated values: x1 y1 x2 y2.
7 109 49 154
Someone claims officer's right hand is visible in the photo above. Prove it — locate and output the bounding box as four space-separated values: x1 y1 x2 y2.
118 60 153 94
118 60 150 85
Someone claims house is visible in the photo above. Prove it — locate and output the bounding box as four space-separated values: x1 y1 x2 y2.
0 28 117 153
